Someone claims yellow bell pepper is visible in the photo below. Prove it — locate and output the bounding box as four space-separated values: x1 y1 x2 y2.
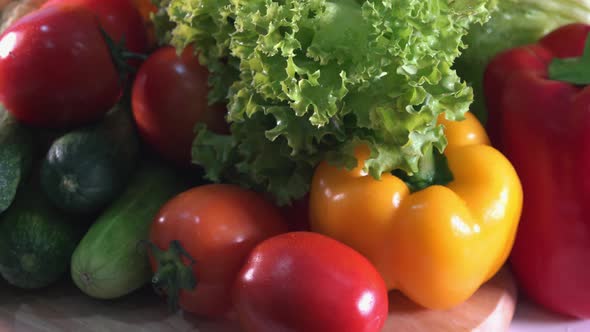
309 112 522 309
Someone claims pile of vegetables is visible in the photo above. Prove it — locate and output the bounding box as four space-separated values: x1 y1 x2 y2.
0 1 393 330
1 0 590 330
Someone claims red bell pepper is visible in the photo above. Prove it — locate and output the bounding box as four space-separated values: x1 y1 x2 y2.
484 23 590 318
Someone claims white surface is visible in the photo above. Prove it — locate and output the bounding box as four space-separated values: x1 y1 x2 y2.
510 299 590 332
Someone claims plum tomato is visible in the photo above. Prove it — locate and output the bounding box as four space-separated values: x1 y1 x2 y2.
0 5 121 128
131 46 229 166
234 231 389 332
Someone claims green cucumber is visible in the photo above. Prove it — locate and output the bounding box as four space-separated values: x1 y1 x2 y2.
0 106 34 213
0 177 83 289
71 162 186 299
40 106 140 214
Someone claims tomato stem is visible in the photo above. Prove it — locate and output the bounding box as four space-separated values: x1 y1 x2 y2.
121 52 149 61
99 28 149 83
146 240 197 312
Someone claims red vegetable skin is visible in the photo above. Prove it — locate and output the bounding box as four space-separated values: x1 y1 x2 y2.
148 184 288 318
484 23 590 318
0 5 120 128
234 232 389 332
132 46 229 166
42 0 149 56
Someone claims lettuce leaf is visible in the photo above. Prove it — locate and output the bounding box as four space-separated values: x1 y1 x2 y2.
162 0 492 205
456 0 590 123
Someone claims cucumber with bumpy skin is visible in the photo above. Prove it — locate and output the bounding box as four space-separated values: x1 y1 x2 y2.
71 161 186 299
0 176 82 289
0 105 34 214
40 106 140 214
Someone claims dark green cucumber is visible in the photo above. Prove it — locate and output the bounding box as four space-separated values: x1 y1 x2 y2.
71 162 186 299
0 106 34 213
0 177 82 289
40 107 140 214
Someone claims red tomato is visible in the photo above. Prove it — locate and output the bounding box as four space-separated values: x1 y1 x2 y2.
0 6 120 128
42 0 149 56
234 232 389 332
148 184 288 318
132 46 229 166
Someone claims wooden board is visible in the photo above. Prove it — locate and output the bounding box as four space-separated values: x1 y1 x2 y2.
383 268 517 332
0 268 517 332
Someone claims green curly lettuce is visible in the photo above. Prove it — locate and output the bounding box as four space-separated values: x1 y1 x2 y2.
160 0 493 205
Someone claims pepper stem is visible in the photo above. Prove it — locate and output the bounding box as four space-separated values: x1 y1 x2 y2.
393 144 453 192
393 145 435 192
548 33 590 85
145 240 197 312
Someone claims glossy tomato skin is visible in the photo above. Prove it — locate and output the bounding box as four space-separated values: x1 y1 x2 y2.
43 0 149 56
148 184 288 318
234 232 389 332
0 6 120 128
132 46 229 166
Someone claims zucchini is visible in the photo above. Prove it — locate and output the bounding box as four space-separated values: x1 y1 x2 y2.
0 176 83 289
40 107 140 214
0 105 34 213
71 162 186 299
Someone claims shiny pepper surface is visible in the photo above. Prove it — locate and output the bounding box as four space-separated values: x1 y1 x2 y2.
484 23 590 318
309 112 522 309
